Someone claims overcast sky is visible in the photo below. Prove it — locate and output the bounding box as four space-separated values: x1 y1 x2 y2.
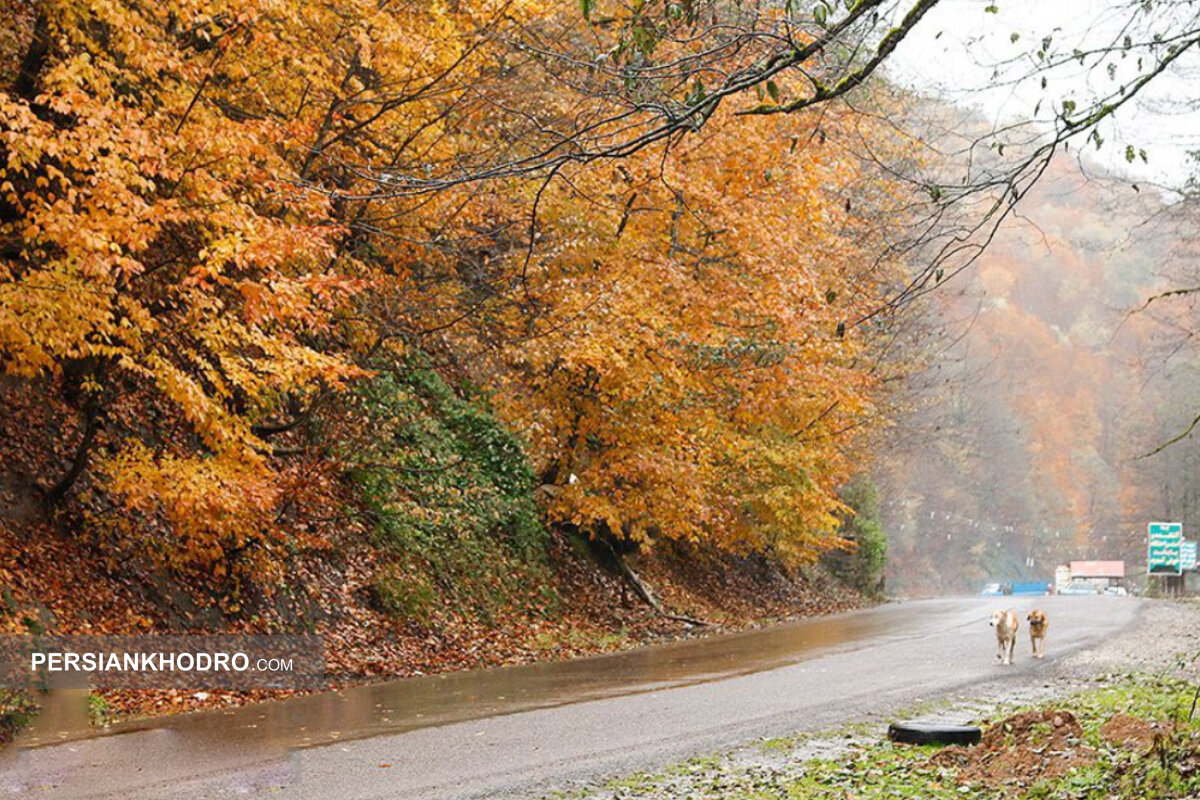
883 0 1200 188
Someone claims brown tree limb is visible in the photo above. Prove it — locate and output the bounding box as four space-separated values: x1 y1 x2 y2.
43 402 99 507
593 533 713 628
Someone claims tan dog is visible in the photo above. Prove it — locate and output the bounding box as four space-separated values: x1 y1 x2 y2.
989 609 1019 665
1027 609 1048 659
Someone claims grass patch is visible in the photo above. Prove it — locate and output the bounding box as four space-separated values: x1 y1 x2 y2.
367 567 437 625
528 627 629 654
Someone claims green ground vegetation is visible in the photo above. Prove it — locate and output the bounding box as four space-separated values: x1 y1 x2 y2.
346 356 557 626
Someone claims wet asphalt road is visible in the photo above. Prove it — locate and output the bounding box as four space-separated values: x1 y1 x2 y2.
1 595 1141 799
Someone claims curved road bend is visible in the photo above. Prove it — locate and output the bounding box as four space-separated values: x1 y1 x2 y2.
1 595 1140 799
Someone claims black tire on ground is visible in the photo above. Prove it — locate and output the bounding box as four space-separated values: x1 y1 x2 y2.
887 721 982 746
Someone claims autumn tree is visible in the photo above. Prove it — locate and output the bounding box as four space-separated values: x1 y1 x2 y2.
397 89 916 565
0 0 542 579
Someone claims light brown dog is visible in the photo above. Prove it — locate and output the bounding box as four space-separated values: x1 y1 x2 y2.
1027 609 1048 659
990 609 1019 665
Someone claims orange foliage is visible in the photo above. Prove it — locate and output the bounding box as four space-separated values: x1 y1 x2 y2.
0 0 539 576
1 1 915 579
463 102 912 564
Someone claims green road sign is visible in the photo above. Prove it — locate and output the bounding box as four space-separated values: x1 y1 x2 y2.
1148 522 1183 575
1183 540 1198 572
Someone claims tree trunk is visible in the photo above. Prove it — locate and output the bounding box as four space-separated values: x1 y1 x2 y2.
44 403 98 507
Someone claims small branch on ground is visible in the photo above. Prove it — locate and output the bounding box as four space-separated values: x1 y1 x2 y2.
594 534 714 628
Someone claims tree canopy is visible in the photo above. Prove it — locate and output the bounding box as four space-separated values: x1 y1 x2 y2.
3 0 1198 587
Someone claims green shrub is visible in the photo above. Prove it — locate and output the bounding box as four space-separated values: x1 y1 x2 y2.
345 353 552 622
0 690 36 744
828 476 888 596
87 693 110 726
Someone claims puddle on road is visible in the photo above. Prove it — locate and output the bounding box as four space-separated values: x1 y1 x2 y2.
16 598 982 753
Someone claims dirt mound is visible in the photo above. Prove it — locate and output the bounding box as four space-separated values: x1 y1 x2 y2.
1099 713 1170 751
929 709 1094 794
980 709 1084 747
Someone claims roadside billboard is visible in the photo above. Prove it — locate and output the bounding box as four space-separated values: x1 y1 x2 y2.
1148 522 1183 575
1182 540 1198 572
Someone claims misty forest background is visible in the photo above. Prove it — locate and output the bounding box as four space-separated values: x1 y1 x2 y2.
1 0 1199 718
